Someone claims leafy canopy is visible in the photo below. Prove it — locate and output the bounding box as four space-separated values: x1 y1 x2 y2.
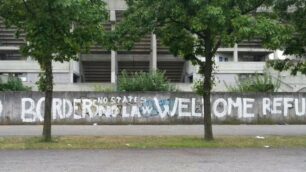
0 0 108 63
113 0 291 67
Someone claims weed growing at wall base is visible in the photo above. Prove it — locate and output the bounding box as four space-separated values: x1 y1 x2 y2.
225 72 280 93
0 76 31 91
118 70 176 92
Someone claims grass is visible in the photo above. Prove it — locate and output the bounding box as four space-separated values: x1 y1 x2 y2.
0 136 306 150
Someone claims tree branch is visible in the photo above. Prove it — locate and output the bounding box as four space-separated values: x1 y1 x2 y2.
241 0 267 15
47 0 65 36
212 38 222 55
194 55 203 64
22 0 36 17
168 16 206 39
184 53 203 66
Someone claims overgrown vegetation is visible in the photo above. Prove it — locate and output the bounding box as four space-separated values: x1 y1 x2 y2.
118 70 175 92
225 73 280 93
0 76 31 91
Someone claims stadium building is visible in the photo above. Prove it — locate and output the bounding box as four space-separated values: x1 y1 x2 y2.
1 0 305 92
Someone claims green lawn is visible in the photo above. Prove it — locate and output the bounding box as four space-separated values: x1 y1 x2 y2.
0 136 305 150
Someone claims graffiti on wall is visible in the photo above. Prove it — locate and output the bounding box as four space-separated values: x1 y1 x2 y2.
0 100 2 117
212 97 306 118
18 96 306 122
1 94 306 123
21 96 203 122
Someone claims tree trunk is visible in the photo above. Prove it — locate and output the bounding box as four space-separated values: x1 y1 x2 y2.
42 59 53 142
203 55 214 141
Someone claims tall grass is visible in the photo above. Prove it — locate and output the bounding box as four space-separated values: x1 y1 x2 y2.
226 73 280 93
118 70 175 92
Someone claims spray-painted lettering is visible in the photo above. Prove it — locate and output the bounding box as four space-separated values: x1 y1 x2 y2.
1 93 306 123
0 100 2 117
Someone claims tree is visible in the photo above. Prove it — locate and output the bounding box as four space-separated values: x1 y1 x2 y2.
0 0 108 141
268 0 306 75
112 0 291 140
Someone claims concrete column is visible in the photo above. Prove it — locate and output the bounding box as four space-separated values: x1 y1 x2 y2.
111 50 118 84
69 60 74 83
110 11 118 84
26 42 32 61
150 33 157 71
26 56 32 61
233 43 238 62
274 50 279 59
110 10 116 22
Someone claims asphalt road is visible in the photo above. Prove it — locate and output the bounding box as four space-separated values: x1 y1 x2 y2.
0 125 306 136
0 149 305 172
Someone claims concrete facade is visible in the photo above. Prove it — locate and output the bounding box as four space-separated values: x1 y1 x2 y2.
0 92 306 124
1 0 306 92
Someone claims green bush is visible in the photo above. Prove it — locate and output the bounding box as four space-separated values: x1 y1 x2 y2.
225 73 280 93
0 76 31 91
118 70 175 92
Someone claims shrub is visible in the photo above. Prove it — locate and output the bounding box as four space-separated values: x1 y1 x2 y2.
225 72 280 93
118 70 175 92
0 76 31 91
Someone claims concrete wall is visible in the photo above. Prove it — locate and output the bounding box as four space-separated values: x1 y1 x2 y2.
27 73 72 84
0 60 71 73
0 60 75 85
0 92 306 124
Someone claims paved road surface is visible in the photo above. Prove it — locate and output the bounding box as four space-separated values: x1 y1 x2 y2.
0 149 305 172
0 125 306 136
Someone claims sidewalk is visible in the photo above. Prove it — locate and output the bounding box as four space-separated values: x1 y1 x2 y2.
0 125 306 136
